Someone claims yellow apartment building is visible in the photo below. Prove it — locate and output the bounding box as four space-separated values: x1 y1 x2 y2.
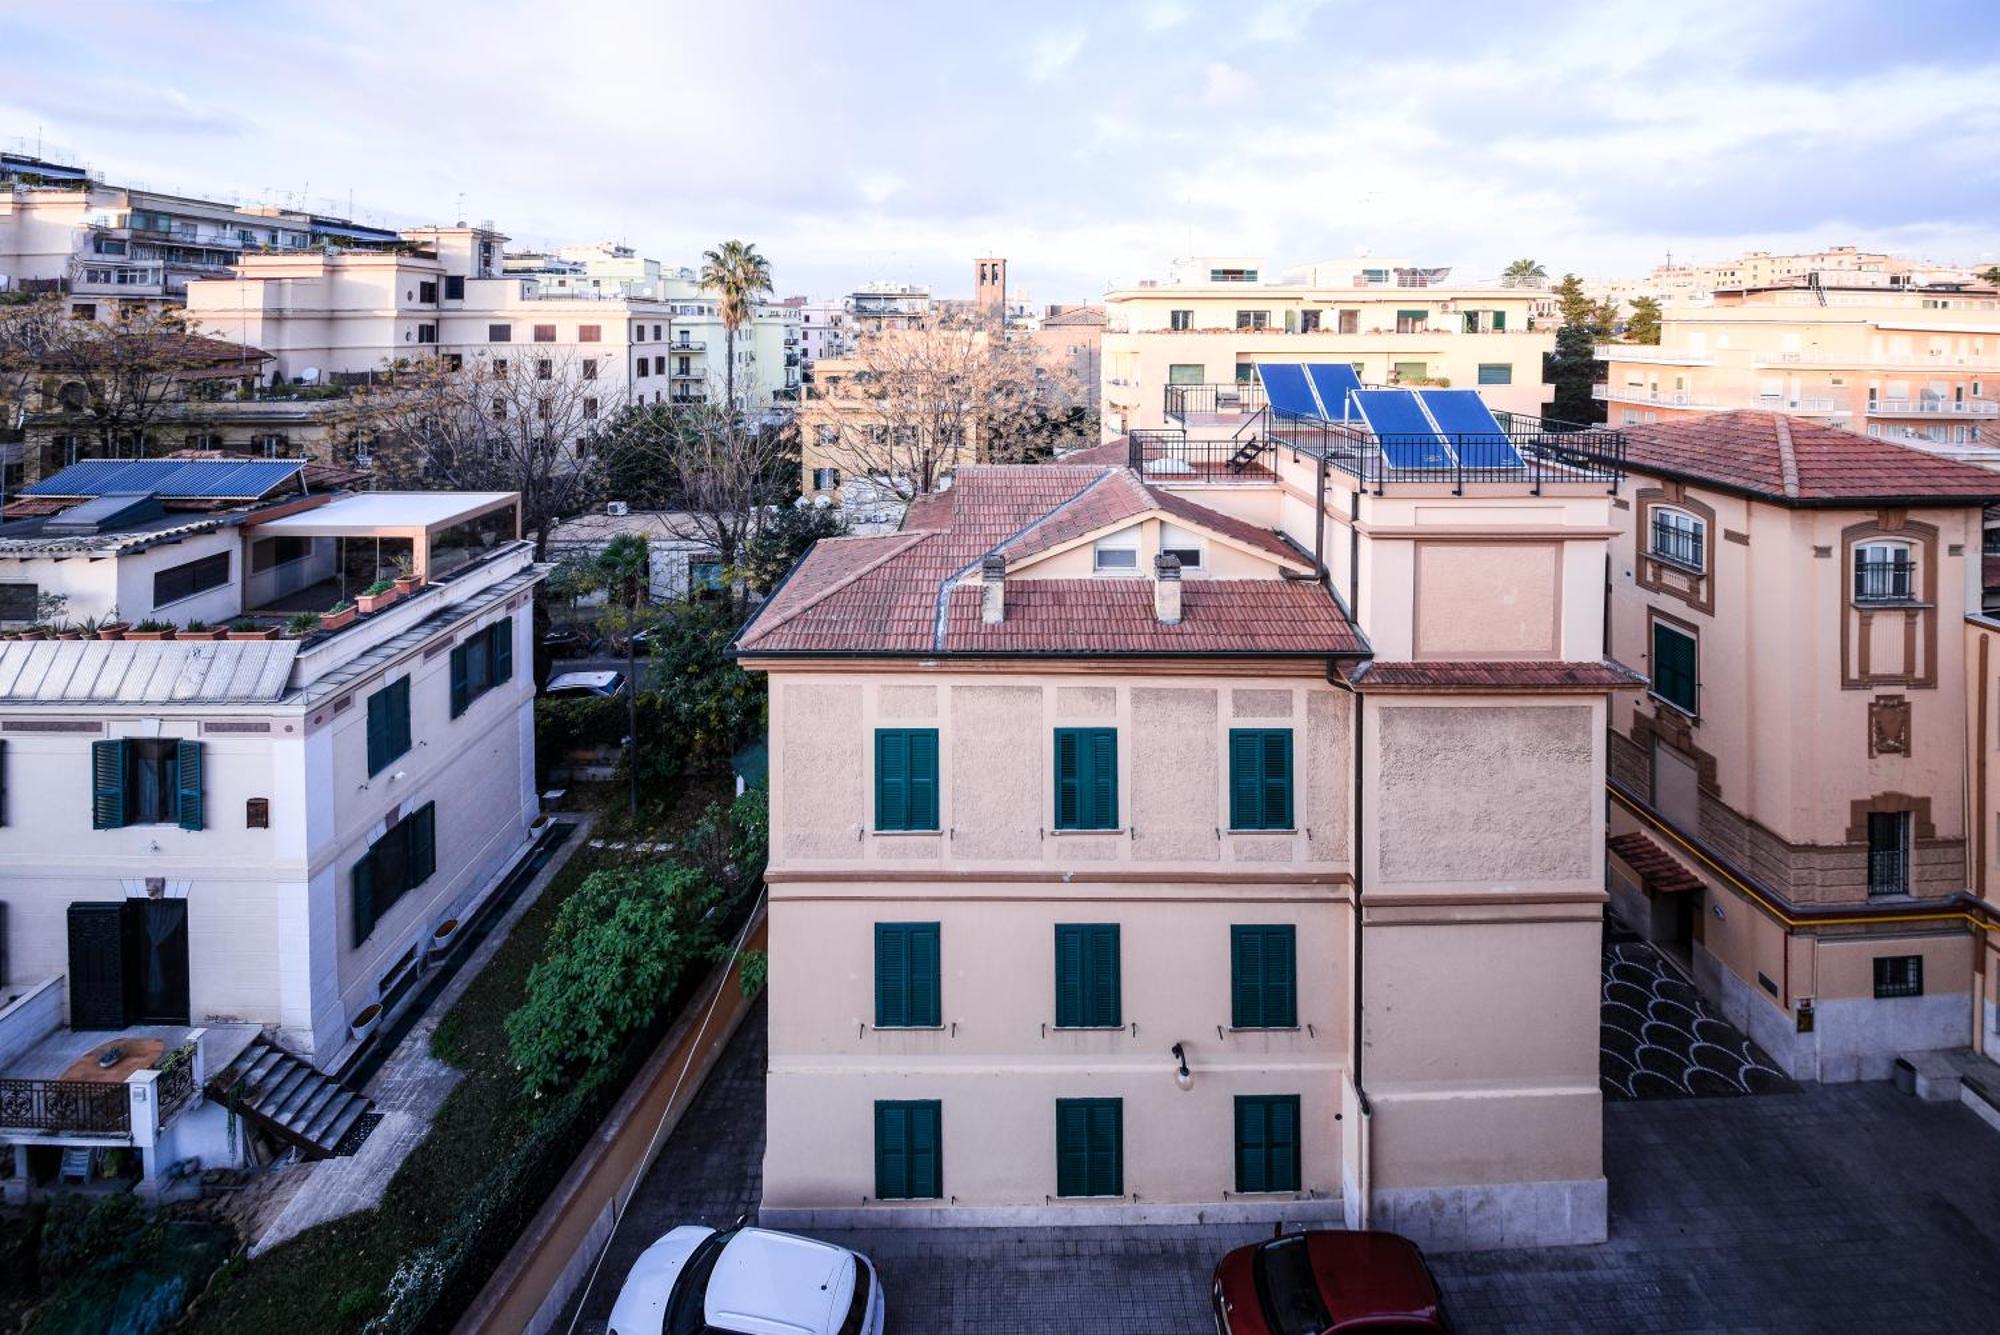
1604 411 2000 1082
1598 280 2000 453
736 366 1639 1249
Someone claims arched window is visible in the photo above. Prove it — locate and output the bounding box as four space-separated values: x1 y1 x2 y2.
1854 540 1914 602
1648 506 1705 572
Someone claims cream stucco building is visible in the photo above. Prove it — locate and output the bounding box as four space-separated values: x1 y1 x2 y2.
1598 280 2000 455
1603 412 2000 1082
1101 256 1557 440
736 368 1638 1249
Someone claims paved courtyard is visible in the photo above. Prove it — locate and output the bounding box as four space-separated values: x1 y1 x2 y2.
577 999 2000 1333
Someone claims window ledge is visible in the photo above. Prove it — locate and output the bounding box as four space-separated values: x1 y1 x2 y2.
1227 828 1298 836
1647 691 1699 724
1050 1025 1126 1033
1646 551 1706 576
1227 1025 1303 1034
870 1024 946 1032
1853 598 1930 610
1049 827 1125 836
871 828 942 837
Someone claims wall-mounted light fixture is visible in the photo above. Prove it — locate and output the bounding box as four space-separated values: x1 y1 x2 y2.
1171 1042 1192 1091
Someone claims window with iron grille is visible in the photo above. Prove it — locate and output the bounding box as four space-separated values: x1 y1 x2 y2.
1649 507 1705 571
1234 310 1270 330
1866 810 1909 897
1872 954 1922 999
1854 541 1914 602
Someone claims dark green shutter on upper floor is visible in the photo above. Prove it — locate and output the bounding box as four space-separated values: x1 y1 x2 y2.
368 678 412 776
352 800 438 946
448 640 470 717
874 1100 942 1199
1235 1094 1301 1193
1054 924 1121 1028
1652 622 1697 714
175 739 203 831
874 729 938 831
1228 729 1293 831
1232 925 1298 1029
92 739 126 830
1054 727 1117 830
1055 1098 1122 1198
874 922 940 1028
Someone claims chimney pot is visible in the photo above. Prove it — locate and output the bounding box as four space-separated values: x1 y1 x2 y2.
981 552 1007 625
1153 553 1182 625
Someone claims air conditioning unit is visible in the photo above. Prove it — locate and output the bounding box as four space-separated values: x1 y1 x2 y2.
606 500 630 517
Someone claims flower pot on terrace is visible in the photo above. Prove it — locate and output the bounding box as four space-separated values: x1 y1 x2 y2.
127 629 175 641
394 576 422 596
227 627 280 640
350 1002 383 1042
427 917 462 961
319 606 357 631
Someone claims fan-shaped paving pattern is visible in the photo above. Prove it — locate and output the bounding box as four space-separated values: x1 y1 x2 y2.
1599 939 1795 1100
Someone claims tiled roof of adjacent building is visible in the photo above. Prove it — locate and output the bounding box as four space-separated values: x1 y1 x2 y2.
733 464 1362 659
1607 831 1703 895
1040 305 1106 327
1618 411 2000 505
1348 659 1647 691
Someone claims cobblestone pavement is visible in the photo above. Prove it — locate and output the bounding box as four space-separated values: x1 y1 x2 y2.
578 1001 2000 1333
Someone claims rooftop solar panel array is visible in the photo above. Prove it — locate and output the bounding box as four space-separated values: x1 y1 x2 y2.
23 458 307 501
1417 389 1523 467
1304 364 1364 421
1351 390 1456 468
1255 363 1323 419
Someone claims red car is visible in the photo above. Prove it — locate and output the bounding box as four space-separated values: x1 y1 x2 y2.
1212 1230 1454 1334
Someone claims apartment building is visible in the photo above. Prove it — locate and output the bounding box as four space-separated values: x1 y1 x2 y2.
737 365 1637 1249
0 458 543 1189
1958 617 2000 1053
1102 256 1555 439
849 283 931 335
1598 281 2000 452
1603 412 2000 1081
1031 305 1106 413
784 296 853 371
0 168 397 317
655 267 802 410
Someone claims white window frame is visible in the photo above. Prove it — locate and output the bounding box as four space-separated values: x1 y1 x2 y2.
1092 536 1141 574
1647 506 1706 573
1853 540 1914 603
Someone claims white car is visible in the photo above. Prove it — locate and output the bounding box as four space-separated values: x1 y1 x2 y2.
607 1224 885 1335
542 670 628 699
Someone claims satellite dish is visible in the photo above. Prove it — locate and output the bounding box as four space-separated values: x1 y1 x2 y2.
300 367 321 384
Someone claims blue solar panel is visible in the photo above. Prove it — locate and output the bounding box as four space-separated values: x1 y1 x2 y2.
1255 363 1323 419
24 458 306 500
1418 390 1523 467
1352 391 1454 468
1304 364 1364 421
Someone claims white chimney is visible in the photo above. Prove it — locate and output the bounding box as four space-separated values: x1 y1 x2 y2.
981 552 1006 624
1154 553 1182 625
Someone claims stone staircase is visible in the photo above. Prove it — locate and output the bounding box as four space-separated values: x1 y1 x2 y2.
206 1036 372 1159
1893 1048 2000 1135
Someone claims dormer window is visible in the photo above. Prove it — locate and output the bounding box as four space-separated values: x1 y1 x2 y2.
1648 507 1705 572
1854 541 1914 603
1093 534 1140 573
1159 522 1206 571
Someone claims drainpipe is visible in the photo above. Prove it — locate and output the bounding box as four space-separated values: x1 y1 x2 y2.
1327 657 1370 1228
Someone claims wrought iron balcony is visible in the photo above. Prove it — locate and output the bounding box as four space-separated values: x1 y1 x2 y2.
0 1076 131 1134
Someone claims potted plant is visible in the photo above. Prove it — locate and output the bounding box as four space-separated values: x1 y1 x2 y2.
392 553 421 596
127 620 176 641
356 579 399 615
227 618 279 640
427 917 462 961
318 602 357 631
97 615 128 641
284 611 322 638
54 624 84 641
349 1002 383 1043
178 620 227 641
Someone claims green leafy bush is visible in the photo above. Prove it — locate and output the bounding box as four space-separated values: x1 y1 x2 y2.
641 600 765 775
503 863 727 1095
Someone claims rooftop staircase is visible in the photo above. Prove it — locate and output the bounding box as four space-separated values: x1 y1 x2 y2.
206 1036 371 1159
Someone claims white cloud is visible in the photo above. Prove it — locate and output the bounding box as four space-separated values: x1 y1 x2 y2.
1137 0 1189 31
1245 0 1330 43
1027 26 1087 81
1200 62 1255 106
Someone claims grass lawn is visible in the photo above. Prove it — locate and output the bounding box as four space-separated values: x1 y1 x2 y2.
189 777 732 1333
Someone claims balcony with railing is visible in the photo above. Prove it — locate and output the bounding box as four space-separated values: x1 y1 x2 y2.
1753 393 1842 413
667 340 706 353
1868 398 1999 418
1593 385 1725 409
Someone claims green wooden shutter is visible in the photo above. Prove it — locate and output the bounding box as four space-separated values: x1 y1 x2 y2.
1088 1100 1122 1196
1262 731 1293 830
909 922 940 1027
388 678 412 763
1232 925 1264 1027
1054 925 1084 1027
1653 623 1696 713
875 730 909 830
874 923 908 1027
906 729 938 830
0 737 7 825
1087 729 1117 829
1054 730 1081 829
1265 926 1297 1027
875 1101 908 1199
175 739 204 831
449 642 470 717
492 617 514 684
1228 730 1261 829
1056 1099 1092 1197
1237 1096 1269 1192
1089 924 1120 1027
367 688 391 775
352 853 376 946
92 739 127 830
410 802 437 884
907 1100 941 1198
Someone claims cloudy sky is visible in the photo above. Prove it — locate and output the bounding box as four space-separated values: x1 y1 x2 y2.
4 0 1997 303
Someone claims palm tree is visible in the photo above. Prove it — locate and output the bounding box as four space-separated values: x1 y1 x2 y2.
699 240 774 412
1501 258 1548 288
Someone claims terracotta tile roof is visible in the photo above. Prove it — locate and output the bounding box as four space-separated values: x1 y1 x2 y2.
1040 305 1106 327
1619 411 2000 505
1608 831 1703 895
1349 659 1647 692
1056 439 1131 467
734 463 1360 659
